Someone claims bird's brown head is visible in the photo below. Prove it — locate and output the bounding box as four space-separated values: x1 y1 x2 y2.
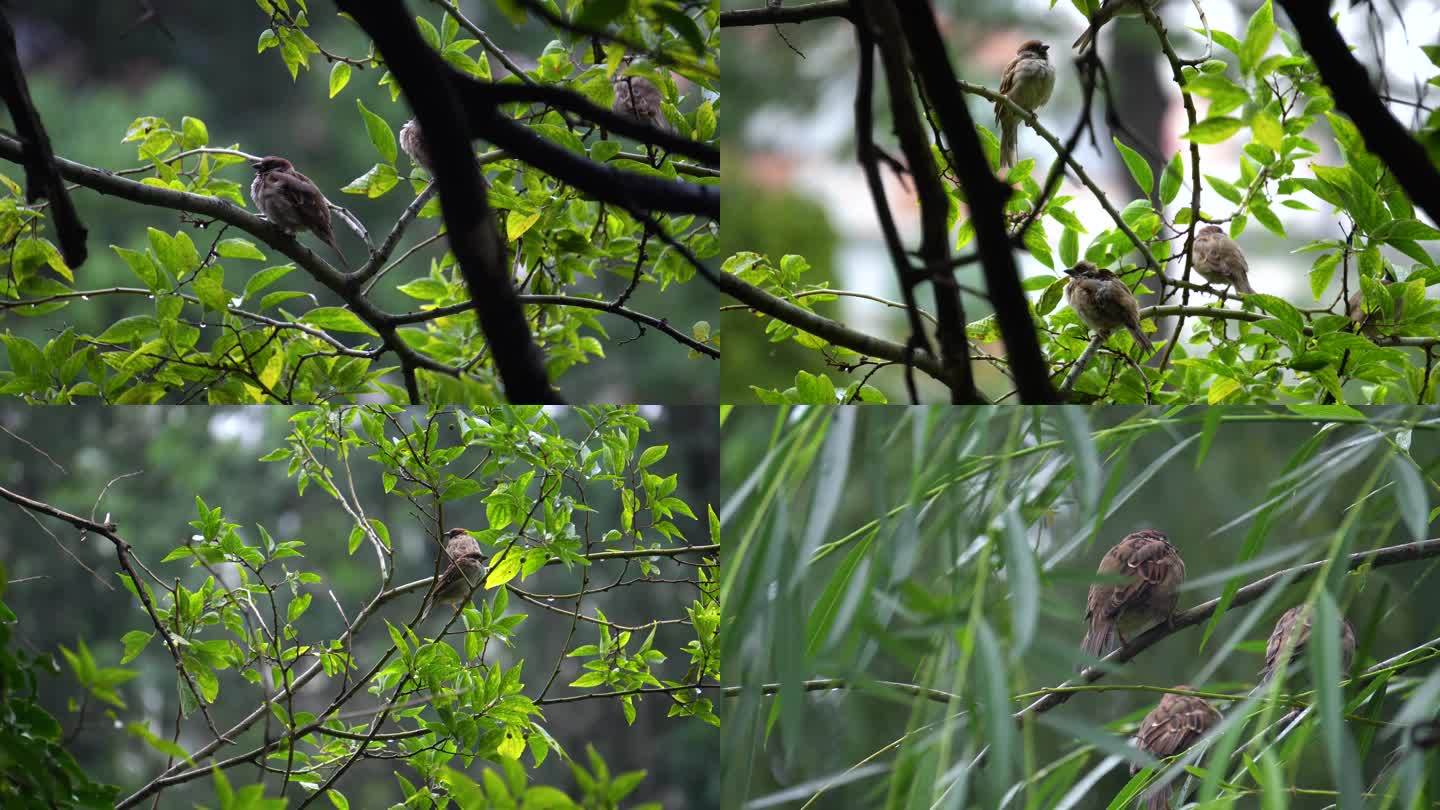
1064 260 1102 279
444 528 470 540
1018 40 1050 59
251 156 293 174
1199 225 1225 237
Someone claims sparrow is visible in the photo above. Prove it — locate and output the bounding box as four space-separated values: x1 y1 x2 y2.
1191 226 1255 295
421 528 488 621
1260 604 1356 683
398 118 432 171
1132 688 1222 810
1346 282 1401 337
1064 261 1155 354
612 58 673 134
249 156 347 267
1081 529 1184 662
994 40 1055 169
1074 0 1160 53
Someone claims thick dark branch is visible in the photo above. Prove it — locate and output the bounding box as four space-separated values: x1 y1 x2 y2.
719 1 853 27
852 6 931 403
864 1 978 403
474 81 718 166
462 99 719 218
896 1 1058 403
393 294 720 358
0 8 86 267
1277 0 1440 226
338 0 559 404
713 269 951 385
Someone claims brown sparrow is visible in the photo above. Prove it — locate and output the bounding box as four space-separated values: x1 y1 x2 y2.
1081 529 1184 662
1346 283 1401 337
1191 226 1255 295
1064 261 1155 354
250 156 347 267
612 58 673 134
994 40 1055 169
398 118 432 171
1132 688 1222 810
1074 0 1160 53
1260 604 1356 683
421 528 487 620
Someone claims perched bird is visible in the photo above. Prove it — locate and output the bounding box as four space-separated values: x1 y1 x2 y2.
398 118 432 171
421 528 487 621
1074 0 1160 53
1081 529 1184 662
994 40 1055 169
1132 688 1222 810
1346 282 1401 337
1064 261 1155 354
1191 225 1255 295
612 59 673 134
249 156 347 267
1260 604 1356 683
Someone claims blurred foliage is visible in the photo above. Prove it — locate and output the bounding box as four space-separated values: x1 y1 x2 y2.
0 403 719 808
717 162 841 402
0 0 719 404
0 561 121 809
722 404 1440 809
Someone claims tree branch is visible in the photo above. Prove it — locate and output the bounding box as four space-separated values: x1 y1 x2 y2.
719 1 853 27
1017 535 1440 719
0 8 86 268
335 0 559 404
895 1 1058 403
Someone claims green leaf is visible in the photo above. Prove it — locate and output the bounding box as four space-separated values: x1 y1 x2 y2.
1112 137 1153 196
1313 591 1362 808
216 239 266 261
1183 117 1243 144
113 245 163 291
120 631 154 664
1240 0 1275 75
638 445 668 468
329 62 352 98
1023 221 1053 269
341 163 399 198
1251 109 1283 152
1160 150 1184 205
181 116 209 149
575 0 629 28
193 264 229 313
998 508 1039 654
1058 227 1079 268
1391 455 1429 540
243 265 294 301
356 99 397 164
287 592 311 623
301 307 378 336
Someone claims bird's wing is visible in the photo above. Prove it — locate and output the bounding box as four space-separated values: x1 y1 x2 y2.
272 171 331 228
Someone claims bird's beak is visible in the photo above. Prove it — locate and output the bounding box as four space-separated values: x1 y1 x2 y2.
249 161 263 171
1063 267 1079 277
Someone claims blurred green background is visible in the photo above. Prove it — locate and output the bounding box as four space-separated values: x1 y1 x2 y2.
720 405 1440 808
4 1 717 402
0 404 719 807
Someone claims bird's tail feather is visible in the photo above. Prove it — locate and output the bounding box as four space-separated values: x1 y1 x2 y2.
1234 276 1256 295
1000 120 1019 169
1129 324 1155 354
1080 620 1117 664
